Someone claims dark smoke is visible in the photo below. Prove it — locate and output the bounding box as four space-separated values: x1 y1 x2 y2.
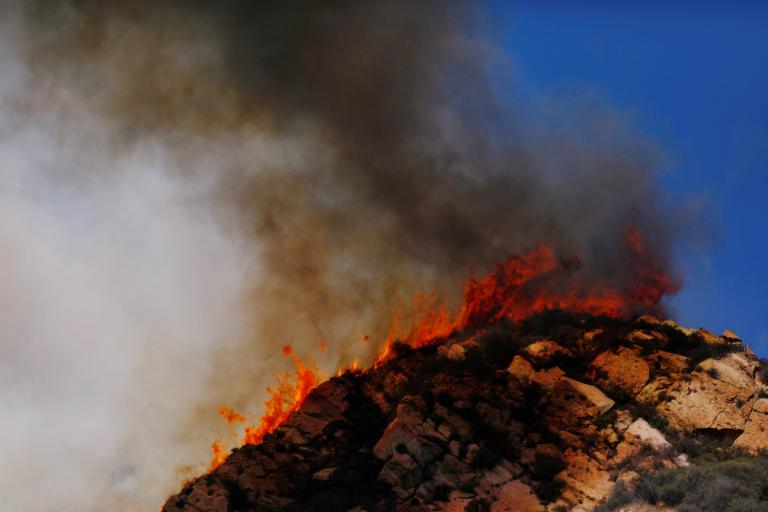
8 1 683 508
24 0 675 346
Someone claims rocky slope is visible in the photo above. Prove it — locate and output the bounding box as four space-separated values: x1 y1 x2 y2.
163 313 768 512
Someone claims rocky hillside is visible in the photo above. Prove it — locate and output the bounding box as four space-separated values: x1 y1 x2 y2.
163 313 768 512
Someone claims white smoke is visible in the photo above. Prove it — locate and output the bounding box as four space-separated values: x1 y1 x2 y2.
0 14 285 511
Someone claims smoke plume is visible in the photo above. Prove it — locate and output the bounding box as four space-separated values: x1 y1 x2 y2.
0 1 680 510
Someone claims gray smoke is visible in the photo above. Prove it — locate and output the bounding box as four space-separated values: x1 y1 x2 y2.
0 1 681 510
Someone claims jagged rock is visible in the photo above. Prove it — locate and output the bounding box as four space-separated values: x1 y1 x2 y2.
164 479 229 512
378 453 422 498
557 377 615 415
733 398 768 453
507 355 534 384
558 450 613 509
625 418 671 450
542 377 615 449
590 347 650 396
613 418 672 465
162 317 767 512
722 329 741 341
662 319 695 336
647 350 689 376
280 378 349 442
659 352 758 431
374 417 442 466
626 330 655 343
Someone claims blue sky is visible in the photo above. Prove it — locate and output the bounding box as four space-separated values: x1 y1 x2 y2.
488 2 768 354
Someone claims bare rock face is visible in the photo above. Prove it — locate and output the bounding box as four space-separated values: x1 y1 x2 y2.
658 353 759 431
733 398 768 453
162 314 767 512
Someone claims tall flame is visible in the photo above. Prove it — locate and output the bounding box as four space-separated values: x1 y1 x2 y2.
376 226 678 362
241 345 321 445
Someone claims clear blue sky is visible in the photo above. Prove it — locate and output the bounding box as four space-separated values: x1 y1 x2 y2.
488 2 768 354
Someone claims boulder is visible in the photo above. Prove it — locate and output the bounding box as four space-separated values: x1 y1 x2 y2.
662 319 695 336
625 418 671 451
659 353 758 431
280 379 349 441
542 377 615 447
507 355 534 384
558 450 613 509
590 347 650 396
522 340 572 364
373 417 443 466
558 377 615 415
164 479 229 512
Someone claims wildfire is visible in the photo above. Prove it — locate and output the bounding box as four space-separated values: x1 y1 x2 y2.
207 346 321 470
208 442 227 472
376 226 678 363
208 225 677 471
242 345 321 445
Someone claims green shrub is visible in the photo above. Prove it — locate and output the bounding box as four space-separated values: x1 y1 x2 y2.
599 455 768 512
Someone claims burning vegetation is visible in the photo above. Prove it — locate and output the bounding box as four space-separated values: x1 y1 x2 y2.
170 308 766 512
207 224 679 474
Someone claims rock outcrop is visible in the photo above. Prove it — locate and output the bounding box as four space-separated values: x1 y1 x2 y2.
163 314 767 512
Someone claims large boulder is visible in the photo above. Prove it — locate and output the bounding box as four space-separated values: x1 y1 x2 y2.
589 347 650 396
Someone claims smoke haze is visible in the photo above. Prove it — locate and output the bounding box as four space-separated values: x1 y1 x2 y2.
0 1 681 510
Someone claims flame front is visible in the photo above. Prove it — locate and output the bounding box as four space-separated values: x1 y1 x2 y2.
209 225 677 470
376 226 679 362
242 345 321 446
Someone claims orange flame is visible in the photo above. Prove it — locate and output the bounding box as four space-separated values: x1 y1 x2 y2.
208 225 677 469
218 406 246 425
208 442 227 471
241 345 321 445
376 226 678 363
